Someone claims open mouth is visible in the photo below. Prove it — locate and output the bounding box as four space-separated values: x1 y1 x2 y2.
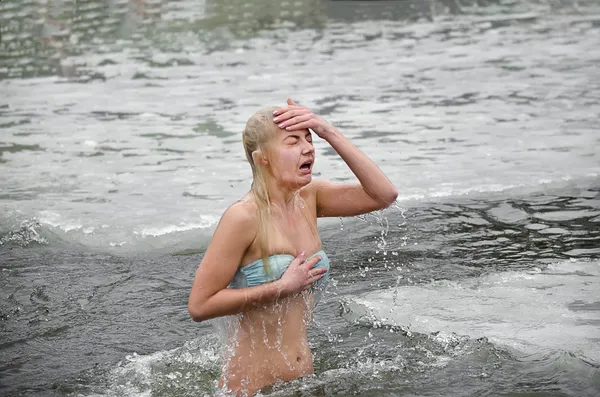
299 160 313 171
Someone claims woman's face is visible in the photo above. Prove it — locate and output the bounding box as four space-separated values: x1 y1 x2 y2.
269 127 315 189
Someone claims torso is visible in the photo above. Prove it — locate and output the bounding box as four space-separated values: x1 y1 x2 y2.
241 188 321 265
219 185 322 396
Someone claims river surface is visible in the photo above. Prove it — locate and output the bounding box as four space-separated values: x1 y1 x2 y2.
1 0 600 396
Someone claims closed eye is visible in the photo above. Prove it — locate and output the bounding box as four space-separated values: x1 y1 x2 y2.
285 135 300 145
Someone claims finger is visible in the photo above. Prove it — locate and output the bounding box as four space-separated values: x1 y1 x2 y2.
273 109 308 123
313 270 326 280
291 250 306 266
303 255 322 269
278 114 312 129
285 120 315 131
309 268 327 278
273 105 303 116
288 98 299 106
307 269 326 288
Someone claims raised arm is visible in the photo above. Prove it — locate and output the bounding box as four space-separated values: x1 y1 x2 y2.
188 203 325 322
273 98 398 218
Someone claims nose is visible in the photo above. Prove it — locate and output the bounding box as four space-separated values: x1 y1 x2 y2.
301 142 314 155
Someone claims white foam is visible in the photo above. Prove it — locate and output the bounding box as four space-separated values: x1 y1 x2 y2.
137 217 219 237
38 211 84 232
393 175 598 205
35 210 218 241
87 337 222 397
345 259 600 363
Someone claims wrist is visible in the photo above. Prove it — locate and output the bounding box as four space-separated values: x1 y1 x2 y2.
273 279 289 298
322 126 342 142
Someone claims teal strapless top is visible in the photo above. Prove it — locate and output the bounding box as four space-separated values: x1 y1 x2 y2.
228 250 330 292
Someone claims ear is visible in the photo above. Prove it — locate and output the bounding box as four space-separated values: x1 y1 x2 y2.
252 150 268 166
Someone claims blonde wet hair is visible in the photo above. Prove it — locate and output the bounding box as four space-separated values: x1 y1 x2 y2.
242 107 317 275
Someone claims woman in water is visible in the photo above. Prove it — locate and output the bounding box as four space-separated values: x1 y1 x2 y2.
188 98 398 396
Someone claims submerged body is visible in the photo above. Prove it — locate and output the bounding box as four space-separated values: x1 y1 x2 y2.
220 293 315 395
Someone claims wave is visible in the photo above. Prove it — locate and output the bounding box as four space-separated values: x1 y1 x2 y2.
0 211 219 254
83 336 223 397
78 294 600 397
0 218 49 247
79 322 498 397
393 173 600 205
1 174 596 254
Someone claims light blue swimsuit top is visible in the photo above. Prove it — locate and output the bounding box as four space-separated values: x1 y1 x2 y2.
229 250 330 300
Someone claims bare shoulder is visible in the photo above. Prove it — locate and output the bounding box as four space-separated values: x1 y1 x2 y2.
306 178 328 189
300 178 334 202
201 198 258 268
219 198 258 233
298 179 328 217
301 178 329 197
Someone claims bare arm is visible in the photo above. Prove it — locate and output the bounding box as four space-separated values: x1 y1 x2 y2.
188 203 325 322
274 98 398 218
314 129 398 217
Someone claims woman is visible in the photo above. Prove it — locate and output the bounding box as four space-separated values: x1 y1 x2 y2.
188 98 398 396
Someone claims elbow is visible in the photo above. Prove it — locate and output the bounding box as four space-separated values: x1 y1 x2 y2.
377 187 398 209
188 302 210 323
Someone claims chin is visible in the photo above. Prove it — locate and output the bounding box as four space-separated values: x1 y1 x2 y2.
300 172 313 182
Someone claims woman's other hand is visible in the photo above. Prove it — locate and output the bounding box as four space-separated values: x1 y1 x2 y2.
278 251 326 296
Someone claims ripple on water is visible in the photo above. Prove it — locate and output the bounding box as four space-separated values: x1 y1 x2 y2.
487 203 530 224
538 227 571 235
525 223 548 230
534 210 600 222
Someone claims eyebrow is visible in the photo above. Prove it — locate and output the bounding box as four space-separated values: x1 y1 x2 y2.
283 132 312 141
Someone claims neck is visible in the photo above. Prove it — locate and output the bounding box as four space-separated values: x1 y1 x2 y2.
266 177 299 213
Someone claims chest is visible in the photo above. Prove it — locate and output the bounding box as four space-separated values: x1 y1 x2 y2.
268 209 318 252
